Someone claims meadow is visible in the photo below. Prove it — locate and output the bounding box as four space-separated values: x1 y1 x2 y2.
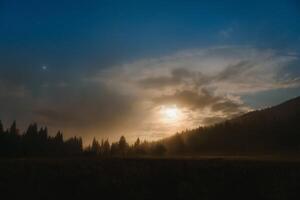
0 157 299 199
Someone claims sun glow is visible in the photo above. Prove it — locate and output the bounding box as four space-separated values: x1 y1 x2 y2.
160 105 182 122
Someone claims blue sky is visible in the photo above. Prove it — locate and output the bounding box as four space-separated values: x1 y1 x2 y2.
0 0 300 142
1 0 299 64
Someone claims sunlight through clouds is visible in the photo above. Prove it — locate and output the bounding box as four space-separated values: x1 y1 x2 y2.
81 46 299 141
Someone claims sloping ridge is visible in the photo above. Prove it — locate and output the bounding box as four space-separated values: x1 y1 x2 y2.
235 96 300 123
163 96 300 155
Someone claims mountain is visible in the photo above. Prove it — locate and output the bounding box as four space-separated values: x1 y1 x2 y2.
161 96 300 155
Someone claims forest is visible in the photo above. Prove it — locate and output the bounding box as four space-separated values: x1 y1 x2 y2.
0 120 167 157
1 96 300 158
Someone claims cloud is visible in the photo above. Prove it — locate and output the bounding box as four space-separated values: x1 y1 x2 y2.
153 89 218 109
33 82 143 139
202 116 227 126
0 46 299 143
132 46 299 94
0 80 27 98
137 68 194 89
153 89 248 117
88 46 299 139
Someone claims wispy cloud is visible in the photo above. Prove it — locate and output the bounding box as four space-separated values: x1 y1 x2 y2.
0 46 299 142
83 46 299 140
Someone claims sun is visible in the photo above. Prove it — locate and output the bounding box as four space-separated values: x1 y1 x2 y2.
160 105 181 122
164 107 178 119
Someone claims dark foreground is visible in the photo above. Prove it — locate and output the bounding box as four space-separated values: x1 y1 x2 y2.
0 157 300 200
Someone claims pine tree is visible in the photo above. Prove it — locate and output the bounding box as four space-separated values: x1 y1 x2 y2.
0 120 3 134
91 137 100 155
118 136 129 156
103 139 110 156
9 120 18 135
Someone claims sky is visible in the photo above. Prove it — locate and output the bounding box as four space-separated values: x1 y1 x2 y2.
0 0 300 144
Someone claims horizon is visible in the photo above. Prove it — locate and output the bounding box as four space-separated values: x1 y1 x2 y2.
1 0 300 144
0 94 299 147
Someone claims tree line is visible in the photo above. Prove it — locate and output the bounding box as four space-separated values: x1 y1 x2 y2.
85 136 167 157
0 120 166 157
2 95 299 158
160 99 300 155
0 121 83 157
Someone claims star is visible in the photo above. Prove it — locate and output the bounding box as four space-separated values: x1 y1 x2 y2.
42 65 48 71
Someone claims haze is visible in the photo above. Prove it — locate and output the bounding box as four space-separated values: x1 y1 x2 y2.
0 0 300 144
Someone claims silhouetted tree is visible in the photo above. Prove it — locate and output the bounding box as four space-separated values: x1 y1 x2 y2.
101 139 110 156
151 143 166 156
65 136 83 155
166 134 185 154
54 131 63 143
9 120 18 136
118 136 129 156
132 138 144 155
2 96 299 158
91 138 101 155
110 142 119 156
134 138 140 147
51 131 64 155
0 121 85 157
0 120 3 134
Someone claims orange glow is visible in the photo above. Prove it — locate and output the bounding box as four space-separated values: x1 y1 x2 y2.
160 105 182 123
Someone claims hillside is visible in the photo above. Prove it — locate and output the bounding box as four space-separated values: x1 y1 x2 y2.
162 96 300 155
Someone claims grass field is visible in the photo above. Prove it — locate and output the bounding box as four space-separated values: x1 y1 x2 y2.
0 157 299 199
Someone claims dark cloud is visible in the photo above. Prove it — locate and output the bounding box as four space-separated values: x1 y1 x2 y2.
0 46 298 142
202 116 227 126
0 69 140 139
138 76 181 89
153 89 219 109
136 61 261 92
171 68 192 79
34 82 138 135
211 101 245 115
137 68 194 89
136 53 300 97
153 89 245 114
0 79 27 98
215 61 253 81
